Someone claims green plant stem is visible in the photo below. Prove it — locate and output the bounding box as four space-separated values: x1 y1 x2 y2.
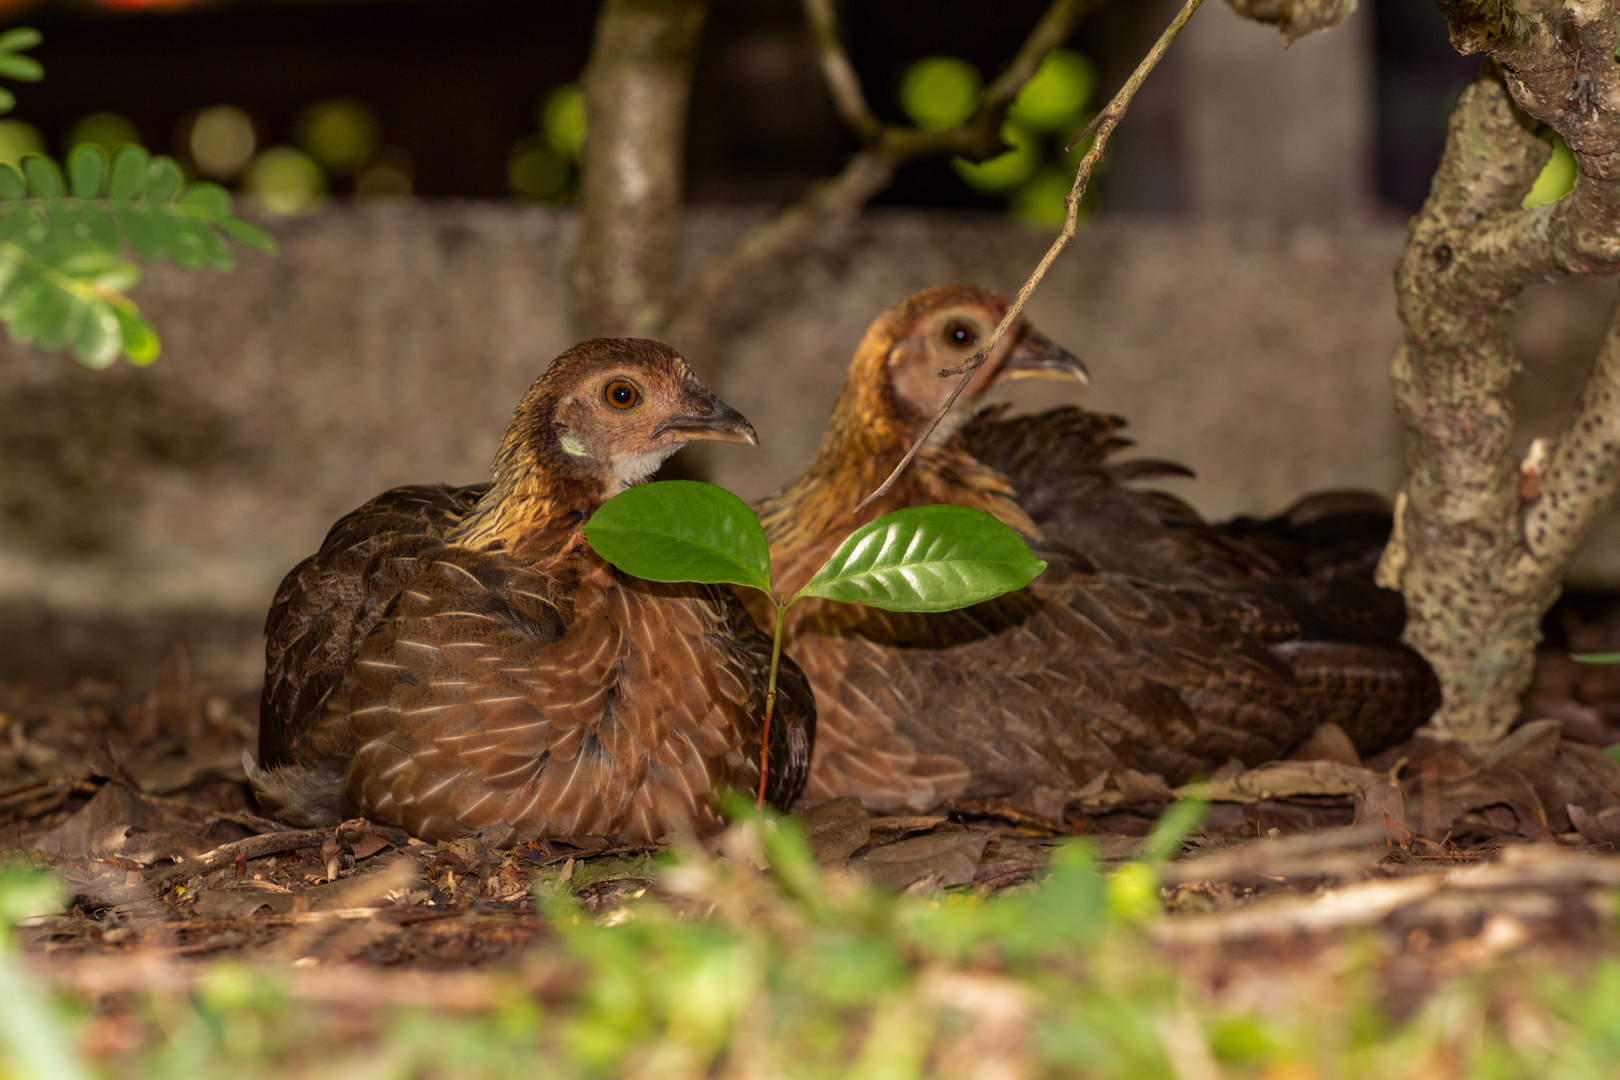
757 597 790 809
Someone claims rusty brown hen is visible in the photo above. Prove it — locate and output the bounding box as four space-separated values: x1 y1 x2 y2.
250 338 815 844
756 285 1437 814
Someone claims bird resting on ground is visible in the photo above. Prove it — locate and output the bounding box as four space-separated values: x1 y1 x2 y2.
756 285 1439 814
250 338 815 844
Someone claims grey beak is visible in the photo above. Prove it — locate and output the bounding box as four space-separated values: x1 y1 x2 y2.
999 327 1089 385
653 388 760 446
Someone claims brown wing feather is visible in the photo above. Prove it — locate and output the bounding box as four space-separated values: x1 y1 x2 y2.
331 545 811 844
259 482 488 769
787 547 1307 813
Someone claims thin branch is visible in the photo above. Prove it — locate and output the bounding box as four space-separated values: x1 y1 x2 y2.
1512 296 1620 586
853 0 1207 513
801 0 880 143
668 0 1097 348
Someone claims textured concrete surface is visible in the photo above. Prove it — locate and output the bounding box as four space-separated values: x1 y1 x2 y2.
0 202 1612 683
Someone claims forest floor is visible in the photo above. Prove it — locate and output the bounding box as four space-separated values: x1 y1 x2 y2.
4 605 1620 1077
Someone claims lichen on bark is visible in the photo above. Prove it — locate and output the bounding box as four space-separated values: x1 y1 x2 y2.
1365 1 1620 746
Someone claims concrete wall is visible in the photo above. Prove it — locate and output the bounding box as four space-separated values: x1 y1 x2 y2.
0 202 1612 684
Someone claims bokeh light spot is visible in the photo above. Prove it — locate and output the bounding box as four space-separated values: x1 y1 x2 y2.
1008 49 1097 133
510 137 570 201
1010 166 1077 230
953 122 1039 193
243 146 325 215
189 105 256 180
1523 135 1575 209
66 113 140 155
542 84 586 162
0 119 43 169
356 147 413 198
899 57 982 131
295 99 379 178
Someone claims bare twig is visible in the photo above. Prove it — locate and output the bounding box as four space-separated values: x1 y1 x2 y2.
853 0 1207 513
801 0 880 142
669 0 1098 350
147 824 346 892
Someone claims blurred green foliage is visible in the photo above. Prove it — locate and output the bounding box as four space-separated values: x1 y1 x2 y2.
1523 134 1576 209
241 145 325 215
0 803 1615 1078
901 48 1100 231
899 57 982 131
0 31 276 368
295 99 379 179
512 83 586 202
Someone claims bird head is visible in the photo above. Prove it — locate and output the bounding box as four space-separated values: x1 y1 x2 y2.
497 337 757 502
862 285 1087 434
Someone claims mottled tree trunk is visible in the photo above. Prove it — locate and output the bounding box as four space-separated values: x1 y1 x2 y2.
1369 5 1620 746
571 0 707 340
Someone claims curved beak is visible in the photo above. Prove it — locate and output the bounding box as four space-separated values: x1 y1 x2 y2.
654 388 760 446
995 327 1089 386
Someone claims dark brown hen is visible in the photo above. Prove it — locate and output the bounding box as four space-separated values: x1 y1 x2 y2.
250 339 815 844
755 286 1437 814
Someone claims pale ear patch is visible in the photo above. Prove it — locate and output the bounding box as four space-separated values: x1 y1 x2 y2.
560 433 590 457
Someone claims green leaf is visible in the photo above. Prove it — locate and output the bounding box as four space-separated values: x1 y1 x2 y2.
218 215 277 254
0 28 43 54
179 182 231 219
145 156 182 203
583 480 773 594
31 286 72 351
71 298 121 369
793 505 1045 612
0 54 42 82
19 153 59 198
113 302 159 364
108 145 149 202
0 164 23 200
1138 798 1207 864
116 205 165 260
0 87 14 115
66 143 105 198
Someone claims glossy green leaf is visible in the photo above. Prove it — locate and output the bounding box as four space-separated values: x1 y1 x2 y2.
218 215 277 254
67 143 105 198
179 182 231 219
584 480 772 594
19 153 59 198
0 28 42 54
0 53 42 82
113 302 159 364
0 164 22 200
793 505 1045 612
108 145 149 201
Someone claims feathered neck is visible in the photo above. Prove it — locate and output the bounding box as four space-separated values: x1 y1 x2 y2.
448 381 607 561
757 322 1036 599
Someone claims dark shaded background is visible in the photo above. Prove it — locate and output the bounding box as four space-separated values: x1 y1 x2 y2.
3 0 1474 214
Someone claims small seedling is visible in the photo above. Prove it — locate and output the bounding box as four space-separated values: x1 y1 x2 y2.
583 480 1046 806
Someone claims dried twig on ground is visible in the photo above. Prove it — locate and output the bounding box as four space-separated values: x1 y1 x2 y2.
147 825 340 892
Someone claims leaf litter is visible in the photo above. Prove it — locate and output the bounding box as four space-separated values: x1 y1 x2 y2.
1 637 1620 1073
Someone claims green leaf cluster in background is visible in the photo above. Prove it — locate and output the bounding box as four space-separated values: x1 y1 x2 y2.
899 47 1101 231
0 30 277 368
510 83 585 202
583 480 1046 614
0 145 275 367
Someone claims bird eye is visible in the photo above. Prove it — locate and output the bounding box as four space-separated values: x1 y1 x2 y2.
943 321 977 348
604 380 640 409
